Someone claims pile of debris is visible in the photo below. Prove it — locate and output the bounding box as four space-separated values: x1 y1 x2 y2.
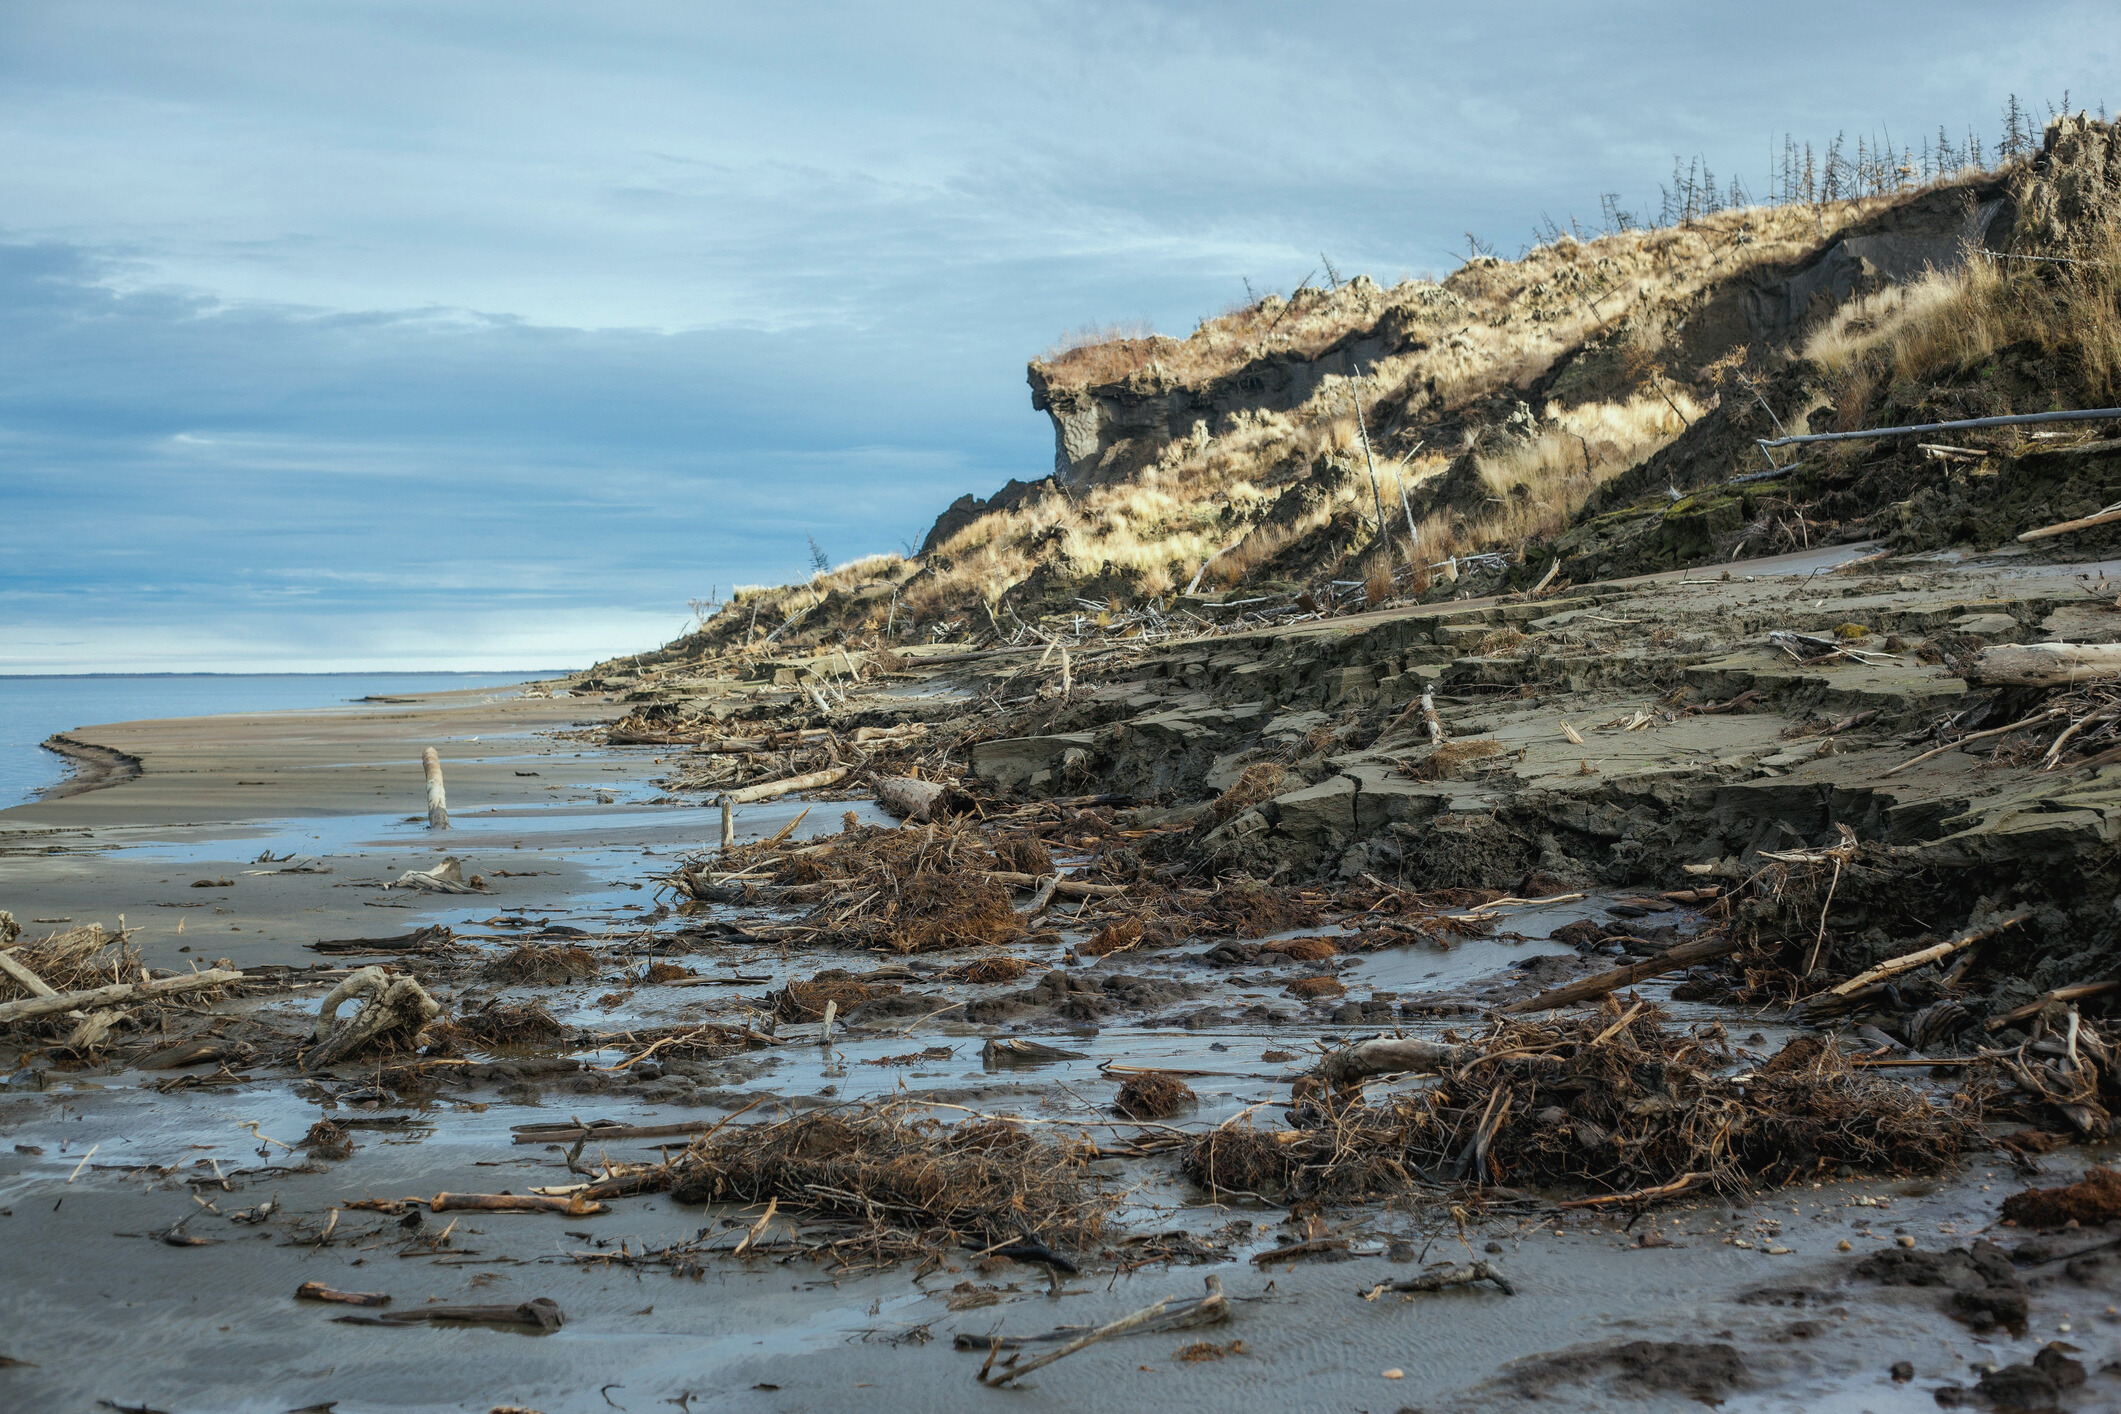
667 1103 1115 1257
1185 1003 1987 1202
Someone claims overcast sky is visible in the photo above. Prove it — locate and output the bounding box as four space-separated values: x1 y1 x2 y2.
1 2 2111 672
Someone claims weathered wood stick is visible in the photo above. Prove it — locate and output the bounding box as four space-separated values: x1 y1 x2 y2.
0 948 58 997
1555 1172 1709 1209
985 871 1127 898
1986 980 2120 1032
2018 503 2121 542
1360 1260 1515 1297
724 765 852 804
1824 908 2031 997
295 1281 390 1306
422 746 449 829
1882 707 2069 776
511 1119 723 1145
1967 643 2121 687
1018 874 1061 917
429 1191 605 1216
719 795 735 849
1500 931 1739 1015
0 967 241 1026
982 1279 1224 1386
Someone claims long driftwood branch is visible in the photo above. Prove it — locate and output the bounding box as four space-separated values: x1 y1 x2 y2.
0 968 242 1026
725 765 852 804
1824 908 2031 997
1500 931 1738 1015
1968 643 2121 687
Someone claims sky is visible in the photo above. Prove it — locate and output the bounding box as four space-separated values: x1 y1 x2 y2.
1 2 2113 672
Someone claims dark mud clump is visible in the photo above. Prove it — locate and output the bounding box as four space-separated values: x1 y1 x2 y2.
1760 1035 1830 1074
1507 1340 1747 1400
486 944 599 984
1114 1071 1196 1119
1938 1346 2089 1411
1854 1240 2028 1333
2000 1166 2121 1228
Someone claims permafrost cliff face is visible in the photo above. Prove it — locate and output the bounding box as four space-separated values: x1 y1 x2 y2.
1028 184 2012 499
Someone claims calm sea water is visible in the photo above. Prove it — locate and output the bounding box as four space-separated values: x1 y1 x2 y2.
0 672 560 806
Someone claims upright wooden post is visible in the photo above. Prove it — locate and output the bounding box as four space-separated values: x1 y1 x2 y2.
719 795 735 850
422 748 449 830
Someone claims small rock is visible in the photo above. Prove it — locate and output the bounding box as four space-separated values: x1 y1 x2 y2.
1890 1360 1913 1382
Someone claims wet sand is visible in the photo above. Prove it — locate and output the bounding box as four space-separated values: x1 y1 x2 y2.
2 670 2116 1412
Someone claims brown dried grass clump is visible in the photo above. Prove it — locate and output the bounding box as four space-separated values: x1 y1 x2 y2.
1078 918 1144 958
1288 976 1347 999
773 969 902 1022
1261 937 1339 962
1183 1004 1985 1202
781 823 1024 954
993 835 1054 877
485 945 599 984
1185 880 1321 939
0 921 140 1001
637 961 694 984
887 873 1022 953
953 956 1032 985
441 1000 565 1048
1760 1035 1830 1074
667 1103 1115 1252
1199 763 1288 832
1115 1072 1196 1119
1406 739 1504 781
2000 1167 2121 1228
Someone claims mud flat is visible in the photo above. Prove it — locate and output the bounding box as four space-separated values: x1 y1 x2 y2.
7 556 2121 1412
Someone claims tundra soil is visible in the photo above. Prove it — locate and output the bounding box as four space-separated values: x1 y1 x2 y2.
5 557 2121 1413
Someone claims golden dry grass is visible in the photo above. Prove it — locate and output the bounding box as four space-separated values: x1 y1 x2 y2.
1806 209 2121 407
663 183 2010 656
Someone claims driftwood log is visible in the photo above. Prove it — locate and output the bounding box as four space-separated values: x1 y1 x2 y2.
725 765 852 804
1824 908 2031 998
1968 642 2121 687
304 966 439 1069
1500 931 1739 1014
422 746 449 830
0 967 241 1026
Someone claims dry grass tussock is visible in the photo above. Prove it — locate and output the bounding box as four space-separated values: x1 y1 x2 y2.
1035 199 1901 395
0 919 142 1004
1807 210 2121 410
